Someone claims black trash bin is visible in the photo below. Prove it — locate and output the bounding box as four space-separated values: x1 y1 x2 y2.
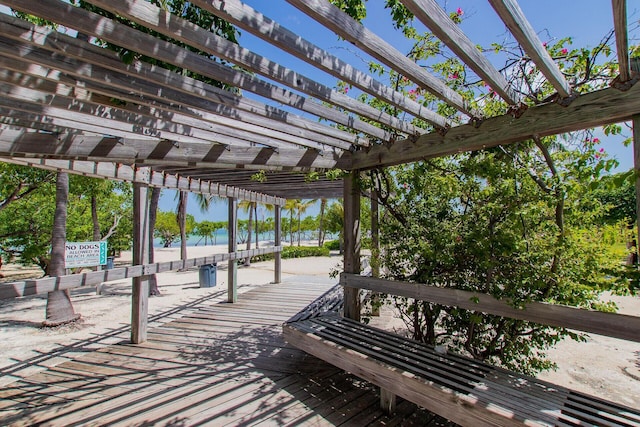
105 256 115 270
199 263 217 288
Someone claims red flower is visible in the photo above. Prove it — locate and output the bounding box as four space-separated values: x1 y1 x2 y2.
593 137 600 143
561 48 568 55
456 7 463 15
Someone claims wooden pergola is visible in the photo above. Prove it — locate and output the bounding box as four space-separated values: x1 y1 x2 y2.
0 0 639 424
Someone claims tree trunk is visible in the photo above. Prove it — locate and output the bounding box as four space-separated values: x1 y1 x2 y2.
318 199 326 247
289 211 294 246
245 202 253 266
44 172 80 327
148 187 161 296
91 195 100 241
297 211 301 246
177 191 187 270
254 203 259 249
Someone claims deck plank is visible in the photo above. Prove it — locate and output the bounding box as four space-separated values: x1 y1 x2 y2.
1 280 447 426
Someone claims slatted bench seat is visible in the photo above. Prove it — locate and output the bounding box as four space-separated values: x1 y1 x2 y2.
283 284 640 427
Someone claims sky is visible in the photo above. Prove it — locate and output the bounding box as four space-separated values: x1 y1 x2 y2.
160 0 639 222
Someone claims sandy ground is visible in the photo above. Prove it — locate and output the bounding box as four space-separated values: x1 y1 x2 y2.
1 244 639 409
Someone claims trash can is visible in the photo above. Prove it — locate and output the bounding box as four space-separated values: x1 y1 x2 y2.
105 256 115 270
199 263 217 288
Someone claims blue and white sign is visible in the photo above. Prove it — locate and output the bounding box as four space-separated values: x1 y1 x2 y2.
65 241 108 268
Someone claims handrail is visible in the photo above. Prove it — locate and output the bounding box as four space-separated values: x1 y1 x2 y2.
341 273 640 343
0 246 281 300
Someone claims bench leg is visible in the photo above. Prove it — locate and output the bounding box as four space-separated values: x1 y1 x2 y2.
380 388 396 414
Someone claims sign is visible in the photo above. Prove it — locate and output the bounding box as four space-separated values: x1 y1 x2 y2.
65 241 108 268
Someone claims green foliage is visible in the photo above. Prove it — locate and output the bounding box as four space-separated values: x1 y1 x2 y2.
0 167 131 271
323 240 341 250
154 210 180 247
251 245 330 262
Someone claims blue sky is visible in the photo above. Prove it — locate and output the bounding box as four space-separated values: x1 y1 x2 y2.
161 1 639 222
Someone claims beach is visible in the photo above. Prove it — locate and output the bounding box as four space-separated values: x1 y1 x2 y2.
0 243 638 409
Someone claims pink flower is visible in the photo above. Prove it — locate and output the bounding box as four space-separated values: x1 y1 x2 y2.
561 48 568 55
449 73 459 80
456 7 463 15
593 137 600 143
599 147 605 153
344 86 349 93
403 183 409 189
595 153 600 159
542 42 547 48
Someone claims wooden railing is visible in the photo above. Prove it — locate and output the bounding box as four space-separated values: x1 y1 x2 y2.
0 246 281 300
341 273 640 343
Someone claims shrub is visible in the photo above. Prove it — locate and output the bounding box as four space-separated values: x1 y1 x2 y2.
250 245 330 262
323 240 341 250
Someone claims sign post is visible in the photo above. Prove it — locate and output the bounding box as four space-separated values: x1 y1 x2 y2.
65 241 108 269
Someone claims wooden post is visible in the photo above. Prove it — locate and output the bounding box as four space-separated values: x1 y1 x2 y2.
274 204 282 284
634 115 640 262
371 188 380 316
380 388 396 414
228 197 238 303
131 179 151 344
343 171 361 321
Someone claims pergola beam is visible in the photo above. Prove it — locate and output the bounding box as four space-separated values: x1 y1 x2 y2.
399 0 519 104
1 0 391 142
90 0 422 136
488 0 572 98
352 83 640 169
0 156 286 205
0 14 364 149
286 0 478 119
0 129 349 170
197 0 453 129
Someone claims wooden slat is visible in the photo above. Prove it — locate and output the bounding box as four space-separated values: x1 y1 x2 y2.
1 1 390 142
351 82 640 169
286 0 477 119
0 247 280 299
0 157 286 205
88 0 421 137
342 274 640 342
195 0 453 130
612 0 630 82
0 128 345 171
400 0 518 104
0 81 265 148
488 0 572 98
0 14 364 149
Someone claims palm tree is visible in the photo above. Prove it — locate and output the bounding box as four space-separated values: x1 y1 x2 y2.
44 172 80 326
295 199 315 246
176 191 188 269
284 199 298 246
238 200 257 265
318 198 327 247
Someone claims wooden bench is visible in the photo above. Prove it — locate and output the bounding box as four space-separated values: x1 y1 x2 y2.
283 281 640 427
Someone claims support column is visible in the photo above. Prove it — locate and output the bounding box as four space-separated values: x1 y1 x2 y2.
371 189 381 316
131 179 151 344
228 197 238 303
343 171 361 321
274 204 282 284
634 115 640 263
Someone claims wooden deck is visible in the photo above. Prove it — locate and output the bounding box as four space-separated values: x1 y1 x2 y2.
0 280 453 426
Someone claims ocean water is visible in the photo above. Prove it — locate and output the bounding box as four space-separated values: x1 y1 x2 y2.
153 231 333 248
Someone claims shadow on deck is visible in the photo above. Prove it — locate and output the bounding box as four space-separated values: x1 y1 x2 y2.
0 279 454 426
